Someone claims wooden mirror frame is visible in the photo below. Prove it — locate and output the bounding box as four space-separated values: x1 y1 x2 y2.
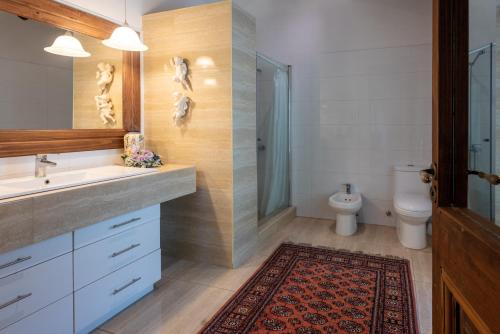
0 0 140 157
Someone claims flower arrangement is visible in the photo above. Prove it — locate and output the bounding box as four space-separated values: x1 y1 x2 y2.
121 148 164 168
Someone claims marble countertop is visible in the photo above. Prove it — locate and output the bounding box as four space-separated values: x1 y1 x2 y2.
0 164 196 254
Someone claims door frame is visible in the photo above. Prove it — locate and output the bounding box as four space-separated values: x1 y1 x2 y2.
433 0 500 332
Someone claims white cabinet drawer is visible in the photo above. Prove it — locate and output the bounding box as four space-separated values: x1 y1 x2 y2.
75 250 161 334
74 205 160 249
0 233 72 279
0 253 72 330
74 219 160 290
0 295 73 334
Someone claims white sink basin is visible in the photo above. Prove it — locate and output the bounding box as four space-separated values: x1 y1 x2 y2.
0 165 158 200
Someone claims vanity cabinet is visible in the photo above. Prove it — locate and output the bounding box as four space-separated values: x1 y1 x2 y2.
0 205 161 334
74 206 161 334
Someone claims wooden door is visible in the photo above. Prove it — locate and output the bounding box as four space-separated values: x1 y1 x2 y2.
432 0 500 333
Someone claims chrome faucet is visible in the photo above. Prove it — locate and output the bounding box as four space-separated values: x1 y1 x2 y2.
343 183 351 194
35 154 57 178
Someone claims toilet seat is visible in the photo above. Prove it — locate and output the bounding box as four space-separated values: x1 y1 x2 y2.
394 193 432 218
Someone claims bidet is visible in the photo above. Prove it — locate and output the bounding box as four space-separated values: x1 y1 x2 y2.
328 191 363 236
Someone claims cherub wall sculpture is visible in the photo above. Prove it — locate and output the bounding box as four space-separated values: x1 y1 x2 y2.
171 56 190 89
173 92 190 125
95 62 116 126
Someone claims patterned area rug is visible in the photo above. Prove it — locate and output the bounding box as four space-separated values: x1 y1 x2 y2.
200 243 419 334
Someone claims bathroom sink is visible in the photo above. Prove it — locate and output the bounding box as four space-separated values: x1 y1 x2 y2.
0 165 158 200
328 192 362 212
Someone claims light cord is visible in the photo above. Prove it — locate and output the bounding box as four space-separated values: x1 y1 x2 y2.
124 0 128 25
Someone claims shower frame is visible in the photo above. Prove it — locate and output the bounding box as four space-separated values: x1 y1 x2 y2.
468 43 496 221
256 53 293 222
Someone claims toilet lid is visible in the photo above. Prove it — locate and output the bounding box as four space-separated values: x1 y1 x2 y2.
394 193 432 213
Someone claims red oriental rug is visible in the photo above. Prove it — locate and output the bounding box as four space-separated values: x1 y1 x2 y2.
200 243 419 334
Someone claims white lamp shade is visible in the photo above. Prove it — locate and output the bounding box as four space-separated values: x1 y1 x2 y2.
102 26 148 52
44 32 91 58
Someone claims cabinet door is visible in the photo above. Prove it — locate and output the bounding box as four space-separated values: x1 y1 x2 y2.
74 219 160 289
0 233 72 279
0 253 72 330
74 205 160 249
75 250 161 334
0 295 73 334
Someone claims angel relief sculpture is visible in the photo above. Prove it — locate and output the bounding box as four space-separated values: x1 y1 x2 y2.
173 92 190 124
171 56 190 89
95 62 116 125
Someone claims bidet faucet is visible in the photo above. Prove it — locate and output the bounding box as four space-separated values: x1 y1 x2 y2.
343 183 351 194
35 154 57 178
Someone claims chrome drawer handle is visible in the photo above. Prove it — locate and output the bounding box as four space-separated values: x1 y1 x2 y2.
110 218 140 229
0 256 32 270
112 277 141 295
0 293 32 311
110 244 141 258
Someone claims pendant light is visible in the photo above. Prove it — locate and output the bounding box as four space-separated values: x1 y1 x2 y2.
102 0 148 52
44 31 91 57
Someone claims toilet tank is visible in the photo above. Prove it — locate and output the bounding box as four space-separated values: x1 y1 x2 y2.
393 165 430 195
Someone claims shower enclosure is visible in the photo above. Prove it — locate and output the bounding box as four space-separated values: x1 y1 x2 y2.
468 43 496 222
256 54 291 222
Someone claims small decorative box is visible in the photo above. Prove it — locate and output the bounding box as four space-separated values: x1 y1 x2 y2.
124 133 145 155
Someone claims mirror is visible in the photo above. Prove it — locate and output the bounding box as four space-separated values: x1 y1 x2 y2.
0 10 123 130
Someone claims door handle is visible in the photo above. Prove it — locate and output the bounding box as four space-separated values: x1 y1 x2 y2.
420 163 437 184
467 170 500 185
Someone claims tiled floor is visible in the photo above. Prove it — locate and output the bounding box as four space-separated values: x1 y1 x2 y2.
96 217 432 334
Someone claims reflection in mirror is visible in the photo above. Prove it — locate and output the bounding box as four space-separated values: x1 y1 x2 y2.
73 33 123 129
467 0 499 225
0 11 123 130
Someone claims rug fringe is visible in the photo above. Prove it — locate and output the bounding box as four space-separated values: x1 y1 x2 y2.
282 241 411 261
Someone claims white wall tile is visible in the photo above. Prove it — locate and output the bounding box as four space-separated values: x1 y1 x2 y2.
291 125 313 149
358 199 396 226
237 0 432 226
320 44 432 78
313 149 360 174
292 99 320 126
372 98 432 125
291 147 313 172
319 125 358 150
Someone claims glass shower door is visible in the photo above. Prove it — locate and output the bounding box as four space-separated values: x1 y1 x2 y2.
256 54 290 221
467 44 495 221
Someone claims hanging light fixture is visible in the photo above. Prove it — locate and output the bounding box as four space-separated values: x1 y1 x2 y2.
44 31 91 57
102 0 148 52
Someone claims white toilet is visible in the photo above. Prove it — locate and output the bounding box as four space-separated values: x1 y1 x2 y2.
393 165 432 249
328 184 363 236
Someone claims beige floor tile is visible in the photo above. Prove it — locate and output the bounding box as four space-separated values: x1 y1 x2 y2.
100 279 233 334
414 280 433 334
410 251 433 284
100 218 432 334
162 257 259 291
91 329 114 334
